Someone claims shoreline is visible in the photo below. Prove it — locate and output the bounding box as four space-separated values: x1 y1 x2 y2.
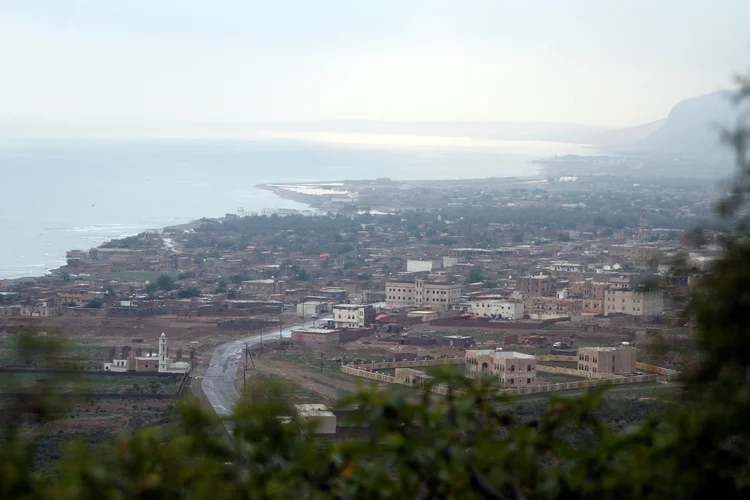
1 171 569 284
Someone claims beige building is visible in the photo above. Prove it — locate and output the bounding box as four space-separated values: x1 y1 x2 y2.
331 304 375 329
21 303 51 317
517 275 554 297
578 345 636 375
0 305 21 316
241 279 286 298
58 290 97 306
570 280 608 315
385 279 462 312
523 297 583 319
395 368 433 389
465 349 537 387
608 244 661 271
604 289 663 318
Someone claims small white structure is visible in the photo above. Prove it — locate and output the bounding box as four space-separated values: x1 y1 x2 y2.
406 260 434 273
294 404 337 434
158 333 190 373
104 359 128 373
103 333 190 374
442 256 458 269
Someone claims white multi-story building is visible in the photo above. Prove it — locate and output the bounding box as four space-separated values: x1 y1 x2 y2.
385 279 462 312
406 260 434 273
331 304 375 329
467 296 524 319
604 289 663 318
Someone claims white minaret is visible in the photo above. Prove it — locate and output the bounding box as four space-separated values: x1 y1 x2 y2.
158 332 168 373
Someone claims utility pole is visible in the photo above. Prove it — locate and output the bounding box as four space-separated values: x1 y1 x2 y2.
279 315 283 341
243 343 247 391
320 351 324 373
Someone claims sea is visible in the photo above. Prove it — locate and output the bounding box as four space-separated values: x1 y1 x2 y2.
0 133 592 279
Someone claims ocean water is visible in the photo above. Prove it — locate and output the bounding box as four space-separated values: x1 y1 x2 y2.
0 136 591 279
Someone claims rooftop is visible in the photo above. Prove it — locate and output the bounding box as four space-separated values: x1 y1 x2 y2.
292 327 340 334
579 346 630 351
294 404 335 418
492 351 535 359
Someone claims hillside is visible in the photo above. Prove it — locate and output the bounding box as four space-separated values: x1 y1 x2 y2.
608 90 745 157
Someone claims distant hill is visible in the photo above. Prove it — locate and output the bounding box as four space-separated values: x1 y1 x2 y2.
605 90 746 157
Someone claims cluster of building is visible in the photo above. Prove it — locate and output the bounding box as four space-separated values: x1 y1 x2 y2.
463 343 637 388
378 254 668 324
104 333 190 374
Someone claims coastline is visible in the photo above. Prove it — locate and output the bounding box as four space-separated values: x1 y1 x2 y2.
3 172 552 284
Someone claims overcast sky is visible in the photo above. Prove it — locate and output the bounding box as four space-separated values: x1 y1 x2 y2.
2 0 749 127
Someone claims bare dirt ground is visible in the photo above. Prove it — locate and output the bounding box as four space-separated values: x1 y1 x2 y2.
240 354 361 400
0 315 283 372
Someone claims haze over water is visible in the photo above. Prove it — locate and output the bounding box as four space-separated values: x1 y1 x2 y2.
0 134 592 279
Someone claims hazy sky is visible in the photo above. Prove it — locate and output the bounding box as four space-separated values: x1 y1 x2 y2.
2 0 749 127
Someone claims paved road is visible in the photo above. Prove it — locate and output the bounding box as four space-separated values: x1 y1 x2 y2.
201 318 321 416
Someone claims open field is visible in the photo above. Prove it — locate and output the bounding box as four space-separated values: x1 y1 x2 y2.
26 397 179 469
241 373 328 405
0 371 182 395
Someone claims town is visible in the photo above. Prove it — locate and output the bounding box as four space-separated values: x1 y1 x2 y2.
0 174 714 439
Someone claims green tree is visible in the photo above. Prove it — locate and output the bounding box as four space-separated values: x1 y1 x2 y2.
84 299 103 309
468 266 485 283
156 274 177 291
177 287 201 299
296 269 310 281
214 280 228 294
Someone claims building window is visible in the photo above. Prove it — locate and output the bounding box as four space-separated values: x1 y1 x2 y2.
510 378 514 384
527 378 531 384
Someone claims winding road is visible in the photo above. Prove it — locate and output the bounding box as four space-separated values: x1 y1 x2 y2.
201 318 321 416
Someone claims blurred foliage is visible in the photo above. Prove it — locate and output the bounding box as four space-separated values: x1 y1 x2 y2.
2 81 750 498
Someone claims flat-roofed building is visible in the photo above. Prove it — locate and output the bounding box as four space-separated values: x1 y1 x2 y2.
385 279 461 312
608 244 661 271
465 349 537 387
467 295 524 319
291 327 341 348
578 345 636 375
523 297 583 319
395 368 433 389
518 275 554 297
603 289 663 318
332 304 375 328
